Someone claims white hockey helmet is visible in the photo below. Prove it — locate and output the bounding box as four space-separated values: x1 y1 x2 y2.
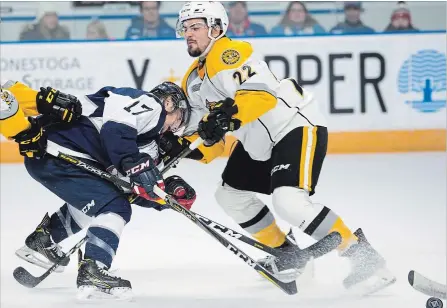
176 2 229 41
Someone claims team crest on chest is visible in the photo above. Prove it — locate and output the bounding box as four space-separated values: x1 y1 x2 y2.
221 49 240 65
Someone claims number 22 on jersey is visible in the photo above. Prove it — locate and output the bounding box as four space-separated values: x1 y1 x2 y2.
233 65 257 85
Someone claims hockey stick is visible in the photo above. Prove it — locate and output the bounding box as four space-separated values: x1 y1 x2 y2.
194 212 341 260
408 270 446 299
47 150 297 294
13 139 203 288
48 149 341 294
13 236 88 288
50 147 341 260
154 188 301 295
45 147 299 294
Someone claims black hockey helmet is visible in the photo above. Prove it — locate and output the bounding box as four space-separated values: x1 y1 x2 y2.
150 81 191 132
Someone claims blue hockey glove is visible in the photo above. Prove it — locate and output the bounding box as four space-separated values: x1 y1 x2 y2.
121 155 164 200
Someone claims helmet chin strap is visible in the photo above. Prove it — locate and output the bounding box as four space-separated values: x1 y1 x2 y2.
198 39 216 60
198 26 223 60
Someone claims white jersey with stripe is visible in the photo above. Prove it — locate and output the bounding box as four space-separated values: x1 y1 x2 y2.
182 37 327 161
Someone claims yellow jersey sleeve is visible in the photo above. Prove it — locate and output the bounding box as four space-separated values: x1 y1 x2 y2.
184 133 225 164
232 89 277 126
0 81 39 138
205 37 278 126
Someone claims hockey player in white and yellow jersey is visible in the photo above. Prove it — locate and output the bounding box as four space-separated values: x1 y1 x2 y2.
0 80 82 158
161 1 396 294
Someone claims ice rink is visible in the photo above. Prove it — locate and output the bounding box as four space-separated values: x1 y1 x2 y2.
1 152 445 308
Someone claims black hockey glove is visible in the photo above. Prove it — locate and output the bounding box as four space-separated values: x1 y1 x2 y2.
122 155 165 200
159 131 191 165
36 87 82 124
12 116 47 159
198 98 241 147
159 131 205 165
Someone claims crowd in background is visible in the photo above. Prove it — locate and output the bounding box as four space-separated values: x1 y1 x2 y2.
17 1 424 41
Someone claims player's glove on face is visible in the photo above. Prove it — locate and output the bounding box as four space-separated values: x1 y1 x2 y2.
198 98 241 147
122 155 165 201
12 116 47 159
165 175 196 210
36 87 82 123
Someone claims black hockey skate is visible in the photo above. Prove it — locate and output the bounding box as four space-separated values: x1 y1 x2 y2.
77 250 132 301
341 228 396 294
15 213 69 273
257 231 313 283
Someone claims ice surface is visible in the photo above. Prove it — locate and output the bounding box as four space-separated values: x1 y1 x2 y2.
1 152 445 308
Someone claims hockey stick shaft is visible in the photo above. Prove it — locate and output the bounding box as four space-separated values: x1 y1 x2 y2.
151 186 297 294
13 140 201 289
52 150 297 294
54 148 340 260
54 150 339 259
193 212 340 259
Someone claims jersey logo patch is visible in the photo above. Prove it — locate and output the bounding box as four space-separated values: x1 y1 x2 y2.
191 83 201 93
0 90 19 120
221 49 240 65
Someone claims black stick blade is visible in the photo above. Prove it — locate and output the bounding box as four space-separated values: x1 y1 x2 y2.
257 269 298 295
13 267 41 288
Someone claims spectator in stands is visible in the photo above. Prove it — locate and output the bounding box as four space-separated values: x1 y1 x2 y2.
226 1 267 37
19 10 70 41
86 20 110 40
330 2 375 34
125 1 175 39
384 6 419 32
270 1 326 36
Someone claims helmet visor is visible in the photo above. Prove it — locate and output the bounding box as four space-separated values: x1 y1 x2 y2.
176 20 208 38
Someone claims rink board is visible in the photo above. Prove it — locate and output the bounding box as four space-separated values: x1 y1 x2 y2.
1 129 445 163
1 33 446 162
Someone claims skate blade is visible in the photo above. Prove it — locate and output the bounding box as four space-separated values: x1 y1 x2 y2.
15 246 65 273
76 285 134 302
347 268 396 296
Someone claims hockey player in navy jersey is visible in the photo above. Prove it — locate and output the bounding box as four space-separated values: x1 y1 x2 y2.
15 82 196 300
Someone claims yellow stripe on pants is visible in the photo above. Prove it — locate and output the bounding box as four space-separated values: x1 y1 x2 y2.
299 126 317 192
307 127 318 192
299 127 309 189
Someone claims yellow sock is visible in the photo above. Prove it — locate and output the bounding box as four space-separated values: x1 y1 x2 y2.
252 221 286 248
328 217 358 251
